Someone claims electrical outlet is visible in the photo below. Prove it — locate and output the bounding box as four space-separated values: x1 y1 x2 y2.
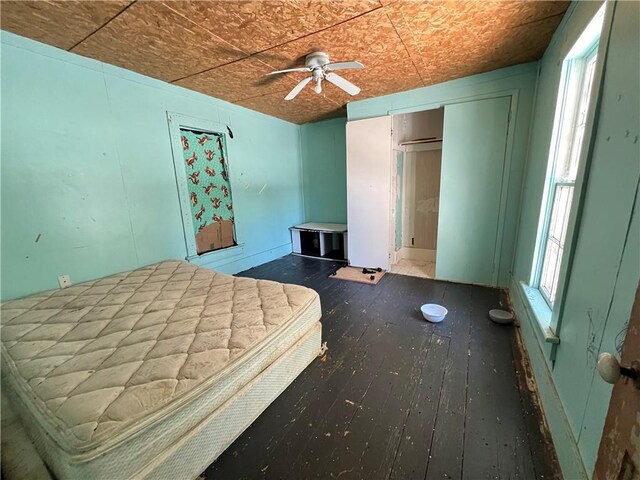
58 275 72 289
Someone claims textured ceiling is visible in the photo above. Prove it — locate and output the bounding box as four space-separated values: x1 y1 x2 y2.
1 0 569 124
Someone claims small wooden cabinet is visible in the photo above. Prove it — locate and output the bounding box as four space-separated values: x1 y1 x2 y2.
290 223 348 261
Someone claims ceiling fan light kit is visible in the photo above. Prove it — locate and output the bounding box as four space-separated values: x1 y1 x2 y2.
267 51 364 101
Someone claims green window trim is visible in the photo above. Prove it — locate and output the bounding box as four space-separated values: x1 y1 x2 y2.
526 2 613 354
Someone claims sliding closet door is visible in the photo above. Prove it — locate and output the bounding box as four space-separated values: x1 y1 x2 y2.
346 116 392 269
436 97 511 285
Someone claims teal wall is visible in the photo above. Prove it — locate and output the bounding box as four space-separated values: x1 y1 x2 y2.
348 63 539 287
0 31 304 301
300 117 347 223
509 1 639 478
3 14 638 477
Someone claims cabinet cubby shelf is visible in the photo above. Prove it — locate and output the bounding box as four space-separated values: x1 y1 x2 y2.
289 223 348 262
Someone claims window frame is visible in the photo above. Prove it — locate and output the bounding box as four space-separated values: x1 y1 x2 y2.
534 45 599 307
528 2 611 341
167 112 241 261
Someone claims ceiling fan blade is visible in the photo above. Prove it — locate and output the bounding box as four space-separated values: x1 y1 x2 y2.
267 67 311 76
323 61 364 71
325 73 361 96
285 77 312 100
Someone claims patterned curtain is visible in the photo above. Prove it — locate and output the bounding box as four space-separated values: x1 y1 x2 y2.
180 129 235 234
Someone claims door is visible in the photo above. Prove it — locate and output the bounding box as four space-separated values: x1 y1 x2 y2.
436 96 511 285
594 284 640 480
346 116 392 269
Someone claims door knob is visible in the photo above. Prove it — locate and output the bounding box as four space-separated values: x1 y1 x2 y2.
597 353 640 388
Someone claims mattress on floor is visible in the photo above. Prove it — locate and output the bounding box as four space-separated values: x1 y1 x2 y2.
1 260 321 478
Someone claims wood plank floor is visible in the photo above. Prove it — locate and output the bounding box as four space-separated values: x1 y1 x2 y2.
203 255 560 480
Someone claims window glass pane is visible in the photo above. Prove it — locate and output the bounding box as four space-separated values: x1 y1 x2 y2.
557 186 574 245
554 67 583 181
566 125 586 181
547 191 563 241
540 239 560 302
565 52 598 182
549 244 564 302
548 185 573 241
540 185 574 304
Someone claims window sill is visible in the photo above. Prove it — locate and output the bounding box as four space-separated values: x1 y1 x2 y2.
187 243 245 265
518 282 560 344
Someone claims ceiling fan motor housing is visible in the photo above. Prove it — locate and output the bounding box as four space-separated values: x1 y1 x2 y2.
307 52 329 93
306 52 330 70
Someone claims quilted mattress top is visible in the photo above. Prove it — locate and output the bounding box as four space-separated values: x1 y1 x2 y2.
1 261 318 452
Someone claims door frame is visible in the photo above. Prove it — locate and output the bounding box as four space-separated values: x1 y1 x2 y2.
387 90 518 287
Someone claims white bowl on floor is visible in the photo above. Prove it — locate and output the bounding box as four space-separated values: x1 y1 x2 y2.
421 304 448 323
489 309 514 325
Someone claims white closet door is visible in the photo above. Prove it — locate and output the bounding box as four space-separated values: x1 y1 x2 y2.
346 116 392 269
436 96 511 285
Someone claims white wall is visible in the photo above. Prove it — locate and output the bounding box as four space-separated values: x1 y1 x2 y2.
393 108 444 145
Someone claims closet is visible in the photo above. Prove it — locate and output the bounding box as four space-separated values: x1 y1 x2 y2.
346 96 512 286
392 108 444 278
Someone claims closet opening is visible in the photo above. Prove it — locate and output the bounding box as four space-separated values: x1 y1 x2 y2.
390 107 444 279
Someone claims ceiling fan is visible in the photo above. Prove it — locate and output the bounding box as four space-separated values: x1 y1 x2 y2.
267 52 364 101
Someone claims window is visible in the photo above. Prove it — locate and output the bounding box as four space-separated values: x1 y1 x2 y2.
167 113 238 259
533 7 604 307
179 128 236 255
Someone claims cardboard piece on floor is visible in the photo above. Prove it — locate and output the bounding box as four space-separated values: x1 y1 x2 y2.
329 266 385 285
195 220 235 254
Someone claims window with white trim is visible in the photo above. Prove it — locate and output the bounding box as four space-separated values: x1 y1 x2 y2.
534 13 602 307
167 113 239 260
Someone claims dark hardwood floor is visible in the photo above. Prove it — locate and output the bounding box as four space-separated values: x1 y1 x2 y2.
204 255 560 480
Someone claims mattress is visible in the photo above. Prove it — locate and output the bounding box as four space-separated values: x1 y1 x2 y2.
1 260 322 478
